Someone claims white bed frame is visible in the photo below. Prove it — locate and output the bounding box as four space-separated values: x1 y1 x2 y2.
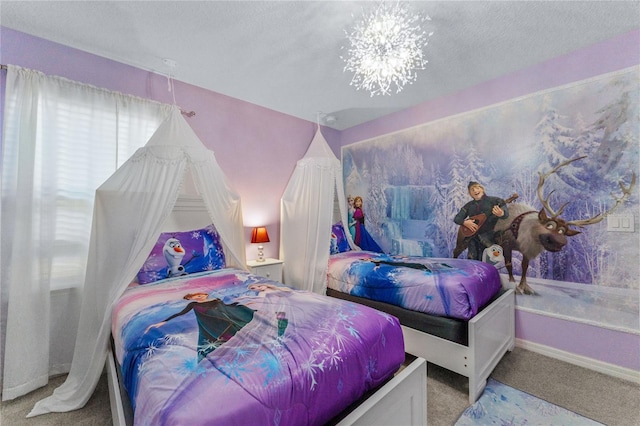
402 288 515 404
106 198 428 424
337 356 427 426
106 348 428 426
106 346 127 426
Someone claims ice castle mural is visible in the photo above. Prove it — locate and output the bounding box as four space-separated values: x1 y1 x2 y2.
342 67 639 332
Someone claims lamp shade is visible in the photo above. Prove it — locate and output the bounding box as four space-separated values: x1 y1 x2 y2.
250 226 270 244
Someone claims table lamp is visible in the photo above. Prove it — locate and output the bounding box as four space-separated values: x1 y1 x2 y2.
251 226 270 262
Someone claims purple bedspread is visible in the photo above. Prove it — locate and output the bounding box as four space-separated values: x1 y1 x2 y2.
328 251 502 320
112 268 404 425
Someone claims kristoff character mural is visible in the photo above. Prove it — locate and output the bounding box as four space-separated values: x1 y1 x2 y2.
454 181 509 261
454 158 635 295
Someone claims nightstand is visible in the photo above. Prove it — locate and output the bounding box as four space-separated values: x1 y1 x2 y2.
246 258 283 282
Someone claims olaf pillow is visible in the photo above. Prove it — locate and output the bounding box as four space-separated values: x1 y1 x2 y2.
330 222 352 255
136 224 226 285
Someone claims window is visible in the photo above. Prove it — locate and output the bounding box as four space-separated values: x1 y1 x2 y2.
1 65 172 401
2 68 169 290
47 102 166 290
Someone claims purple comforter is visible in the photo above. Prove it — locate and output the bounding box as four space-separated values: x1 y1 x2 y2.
113 268 404 425
328 251 502 320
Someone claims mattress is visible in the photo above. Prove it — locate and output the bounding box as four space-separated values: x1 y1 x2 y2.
327 251 502 321
112 268 405 425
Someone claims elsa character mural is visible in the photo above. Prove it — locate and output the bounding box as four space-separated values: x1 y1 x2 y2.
347 194 356 241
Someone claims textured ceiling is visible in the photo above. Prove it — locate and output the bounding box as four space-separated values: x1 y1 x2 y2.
2 1 639 129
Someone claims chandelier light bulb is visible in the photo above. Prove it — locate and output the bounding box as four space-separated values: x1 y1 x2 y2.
342 2 432 96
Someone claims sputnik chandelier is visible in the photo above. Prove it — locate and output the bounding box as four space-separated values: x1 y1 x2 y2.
342 2 433 96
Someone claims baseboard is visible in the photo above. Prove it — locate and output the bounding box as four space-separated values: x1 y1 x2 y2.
515 338 640 384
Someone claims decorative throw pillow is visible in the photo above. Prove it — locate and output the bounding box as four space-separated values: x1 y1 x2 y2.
330 222 352 255
137 224 226 284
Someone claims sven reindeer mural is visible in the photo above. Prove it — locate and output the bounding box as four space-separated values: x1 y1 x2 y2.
455 156 636 295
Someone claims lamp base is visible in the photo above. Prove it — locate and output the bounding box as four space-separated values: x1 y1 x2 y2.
257 246 265 262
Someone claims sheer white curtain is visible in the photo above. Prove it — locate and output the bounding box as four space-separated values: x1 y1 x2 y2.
28 109 247 416
0 65 170 400
280 128 354 294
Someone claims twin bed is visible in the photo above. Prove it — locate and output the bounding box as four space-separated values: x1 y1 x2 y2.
58 113 438 425
106 224 427 425
327 224 515 403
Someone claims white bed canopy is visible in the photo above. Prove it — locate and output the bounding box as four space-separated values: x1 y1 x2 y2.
280 127 356 294
29 107 246 416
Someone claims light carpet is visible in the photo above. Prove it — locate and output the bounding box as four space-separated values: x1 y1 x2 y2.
455 378 604 425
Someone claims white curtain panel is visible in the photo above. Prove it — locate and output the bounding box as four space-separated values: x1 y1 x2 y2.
280 128 354 294
0 65 170 400
28 107 246 416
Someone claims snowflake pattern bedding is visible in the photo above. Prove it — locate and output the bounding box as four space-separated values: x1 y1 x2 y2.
112 268 405 426
327 251 502 320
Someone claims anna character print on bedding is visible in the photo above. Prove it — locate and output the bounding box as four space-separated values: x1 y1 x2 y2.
145 292 257 362
112 269 405 425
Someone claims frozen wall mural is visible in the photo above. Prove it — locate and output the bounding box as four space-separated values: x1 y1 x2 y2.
342 67 639 332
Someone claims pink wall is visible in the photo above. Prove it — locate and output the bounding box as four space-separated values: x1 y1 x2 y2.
341 29 640 145
339 29 640 372
2 26 638 372
0 27 342 262
516 310 640 372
